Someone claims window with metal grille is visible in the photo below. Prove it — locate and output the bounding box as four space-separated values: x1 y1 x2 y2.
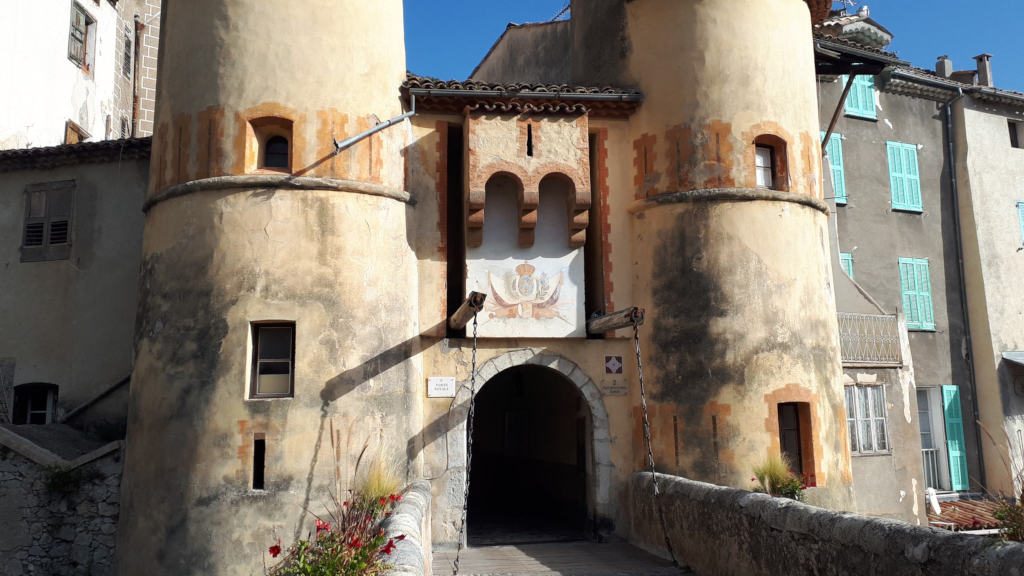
122 26 132 77
68 4 94 71
845 385 889 454
250 323 295 398
22 181 74 263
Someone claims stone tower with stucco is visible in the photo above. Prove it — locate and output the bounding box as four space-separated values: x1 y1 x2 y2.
117 0 850 573
117 1 420 573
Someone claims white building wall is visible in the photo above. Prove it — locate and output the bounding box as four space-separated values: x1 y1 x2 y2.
0 0 135 149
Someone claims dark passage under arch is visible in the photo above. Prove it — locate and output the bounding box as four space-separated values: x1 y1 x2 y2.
467 365 590 546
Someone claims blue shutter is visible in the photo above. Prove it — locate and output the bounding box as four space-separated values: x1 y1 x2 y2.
844 75 877 119
889 142 923 212
942 385 970 491
839 252 854 279
822 132 847 204
898 258 935 331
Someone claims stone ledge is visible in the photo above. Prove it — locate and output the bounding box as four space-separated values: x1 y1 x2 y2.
629 188 830 215
144 174 413 212
382 480 432 576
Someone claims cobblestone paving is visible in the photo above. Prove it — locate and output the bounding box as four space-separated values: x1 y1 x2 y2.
434 541 691 576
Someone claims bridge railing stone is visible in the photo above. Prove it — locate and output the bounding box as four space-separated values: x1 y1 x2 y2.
382 480 432 576
630 472 1024 576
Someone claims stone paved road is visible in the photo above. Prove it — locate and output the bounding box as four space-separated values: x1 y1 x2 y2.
433 541 693 576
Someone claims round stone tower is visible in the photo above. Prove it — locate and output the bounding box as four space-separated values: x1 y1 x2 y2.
117 2 419 573
581 0 853 507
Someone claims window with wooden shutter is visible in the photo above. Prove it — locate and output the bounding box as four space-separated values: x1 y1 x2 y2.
941 385 970 491
898 257 935 331
822 132 847 204
839 252 854 279
21 181 75 263
887 141 923 212
68 4 95 72
844 75 877 120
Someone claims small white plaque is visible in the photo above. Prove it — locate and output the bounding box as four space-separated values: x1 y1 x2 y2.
427 376 457 398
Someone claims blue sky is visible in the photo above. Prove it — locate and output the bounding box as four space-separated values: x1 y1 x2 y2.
404 1 1023 92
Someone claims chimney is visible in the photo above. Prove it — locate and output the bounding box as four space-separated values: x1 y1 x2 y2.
936 55 953 79
975 53 994 87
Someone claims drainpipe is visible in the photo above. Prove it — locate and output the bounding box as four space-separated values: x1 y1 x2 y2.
944 88 987 490
131 15 143 138
333 94 416 154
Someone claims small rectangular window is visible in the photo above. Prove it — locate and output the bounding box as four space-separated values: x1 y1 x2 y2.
755 146 774 188
844 75 877 120
1010 120 1022 149
22 181 74 263
252 434 266 490
839 252 854 279
898 257 935 331
887 141 923 212
822 132 847 204
846 385 889 454
122 26 133 77
250 323 295 398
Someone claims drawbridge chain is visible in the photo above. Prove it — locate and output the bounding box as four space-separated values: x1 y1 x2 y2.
451 294 483 576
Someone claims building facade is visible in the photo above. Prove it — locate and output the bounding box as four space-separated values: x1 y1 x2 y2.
0 0 160 149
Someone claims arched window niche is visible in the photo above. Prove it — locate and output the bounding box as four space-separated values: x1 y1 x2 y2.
753 134 789 192
247 117 293 174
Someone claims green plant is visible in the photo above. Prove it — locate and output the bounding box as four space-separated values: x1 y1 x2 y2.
977 422 1023 542
751 454 805 501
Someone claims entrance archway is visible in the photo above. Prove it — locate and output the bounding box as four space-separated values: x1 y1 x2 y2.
467 365 589 545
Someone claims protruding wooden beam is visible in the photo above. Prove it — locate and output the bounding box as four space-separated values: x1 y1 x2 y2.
587 307 645 334
449 292 487 331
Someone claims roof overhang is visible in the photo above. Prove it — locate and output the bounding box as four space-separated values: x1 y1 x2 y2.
814 36 905 77
1002 352 1024 368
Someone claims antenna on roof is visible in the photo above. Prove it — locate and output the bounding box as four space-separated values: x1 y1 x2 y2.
550 3 570 22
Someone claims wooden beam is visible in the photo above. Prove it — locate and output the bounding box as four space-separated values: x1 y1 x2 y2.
449 292 487 331
587 307 645 334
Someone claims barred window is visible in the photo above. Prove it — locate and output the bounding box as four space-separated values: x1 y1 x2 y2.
845 385 889 454
122 25 133 77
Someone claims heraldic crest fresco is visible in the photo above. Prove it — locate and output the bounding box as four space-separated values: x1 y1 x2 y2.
469 255 584 338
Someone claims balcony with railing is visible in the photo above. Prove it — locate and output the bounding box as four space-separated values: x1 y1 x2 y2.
838 313 903 366
921 448 941 490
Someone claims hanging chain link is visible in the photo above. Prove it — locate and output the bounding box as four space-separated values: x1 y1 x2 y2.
452 314 479 576
634 321 680 569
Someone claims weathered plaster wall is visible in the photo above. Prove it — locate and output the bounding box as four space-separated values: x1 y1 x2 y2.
954 98 1024 496
0 159 147 431
817 79 979 491
0 447 122 576
0 0 138 148
471 22 571 85
630 472 1024 576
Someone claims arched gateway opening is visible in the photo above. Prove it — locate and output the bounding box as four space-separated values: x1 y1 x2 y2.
467 365 592 546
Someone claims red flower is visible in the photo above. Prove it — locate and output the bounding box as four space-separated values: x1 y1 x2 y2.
349 536 363 549
379 496 388 506
343 500 349 507
268 544 282 558
382 538 397 555
395 534 406 541
315 518 331 533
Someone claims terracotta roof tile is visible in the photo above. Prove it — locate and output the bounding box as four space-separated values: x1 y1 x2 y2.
404 73 641 97
928 498 1007 531
0 137 151 173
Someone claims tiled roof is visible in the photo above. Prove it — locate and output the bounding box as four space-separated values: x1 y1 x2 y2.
887 65 1024 105
928 497 1007 531
403 73 643 118
0 137 151 173
812 32 905 65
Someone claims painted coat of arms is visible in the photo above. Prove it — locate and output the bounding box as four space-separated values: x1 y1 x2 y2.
486 262 575 326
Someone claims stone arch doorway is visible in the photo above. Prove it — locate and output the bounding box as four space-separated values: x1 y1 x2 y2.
454 353 612 546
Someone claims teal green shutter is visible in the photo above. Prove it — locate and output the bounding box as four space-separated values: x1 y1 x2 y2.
942 385 970 491
844 75 877 119
822 132 847 204
899 258 935 330
888 142 923 212
839 252 854 278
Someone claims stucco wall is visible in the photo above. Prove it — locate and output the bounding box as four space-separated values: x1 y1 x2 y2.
818 78 980 493
630 472 1024 576
0 447 122 576
0 0 139 148
0 158 147 431
471 22 571 85
954 98 1024 496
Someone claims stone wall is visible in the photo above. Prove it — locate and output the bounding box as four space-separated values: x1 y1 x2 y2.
0 447 121 576
630 472 1024 576
382 480 432 576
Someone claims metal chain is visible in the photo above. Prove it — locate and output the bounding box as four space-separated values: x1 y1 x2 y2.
634 321 680 568
452 314 478 576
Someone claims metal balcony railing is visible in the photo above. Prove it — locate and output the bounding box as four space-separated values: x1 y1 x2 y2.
921 448 942 490
838 313 903 366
